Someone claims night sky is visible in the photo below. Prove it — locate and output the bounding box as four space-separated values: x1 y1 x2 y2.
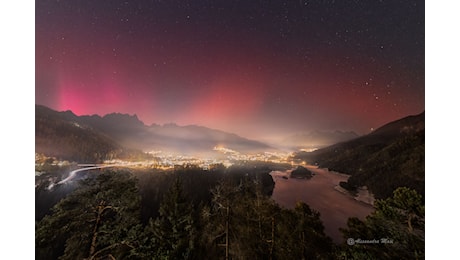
36 0 424 140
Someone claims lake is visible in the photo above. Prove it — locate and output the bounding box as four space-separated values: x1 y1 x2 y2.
270 166 375 243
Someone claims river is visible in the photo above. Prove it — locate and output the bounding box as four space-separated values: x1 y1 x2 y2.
270 165 375 244
47 164 122 190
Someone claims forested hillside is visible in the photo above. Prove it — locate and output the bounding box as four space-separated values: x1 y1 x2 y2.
36 164 424 259
35 105 151 163
293 112 425 199
36 162 335 259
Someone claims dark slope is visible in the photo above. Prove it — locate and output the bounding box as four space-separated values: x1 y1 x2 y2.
293 112 425 199
35 105 273 157
36 105 120 162
35 105 149 162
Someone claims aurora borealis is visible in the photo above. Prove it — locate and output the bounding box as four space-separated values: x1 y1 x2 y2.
36 0 424 140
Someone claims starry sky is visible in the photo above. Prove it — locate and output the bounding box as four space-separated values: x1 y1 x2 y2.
36 0 424 140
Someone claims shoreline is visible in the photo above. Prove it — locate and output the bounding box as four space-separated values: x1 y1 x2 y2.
304 165 375 207
270 165 375 243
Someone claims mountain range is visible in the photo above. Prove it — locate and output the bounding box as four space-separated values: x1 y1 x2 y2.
293 111 425 199
35 105 273 162
36 105 425 198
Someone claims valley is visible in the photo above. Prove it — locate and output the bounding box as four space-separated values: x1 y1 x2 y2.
35 107 425 259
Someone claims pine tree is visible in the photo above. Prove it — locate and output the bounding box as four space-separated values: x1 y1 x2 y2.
36 170 142 260
340 187 425 259
202 177 334 259
140 178 197 259
274 202 333 259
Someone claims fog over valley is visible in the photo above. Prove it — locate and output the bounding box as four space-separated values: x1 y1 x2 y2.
36 106 424 259
35 0 424 258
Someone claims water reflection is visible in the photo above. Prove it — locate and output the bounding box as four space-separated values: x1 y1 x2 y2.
270 166 374 243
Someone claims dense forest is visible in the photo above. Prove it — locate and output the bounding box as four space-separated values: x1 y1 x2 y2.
36 163 424 259
293 112 425 199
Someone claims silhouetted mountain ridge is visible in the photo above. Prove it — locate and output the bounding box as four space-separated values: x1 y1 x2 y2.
35 105 149 163
293 112 425 199
368 111 425 138
35 105 273 158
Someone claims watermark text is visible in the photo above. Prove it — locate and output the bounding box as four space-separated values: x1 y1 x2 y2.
347 238 394 246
